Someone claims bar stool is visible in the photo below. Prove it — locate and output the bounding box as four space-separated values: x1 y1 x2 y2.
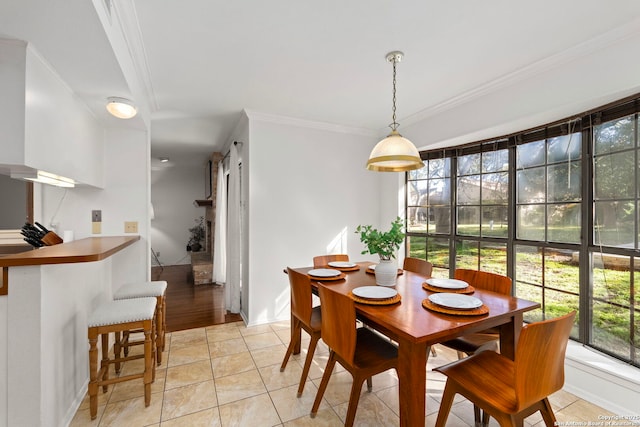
87 297 157 420
113 280 167 365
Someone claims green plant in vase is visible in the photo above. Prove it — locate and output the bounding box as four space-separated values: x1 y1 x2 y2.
356 217 405 286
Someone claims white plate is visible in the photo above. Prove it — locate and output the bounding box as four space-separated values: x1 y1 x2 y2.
425 278 469 290
328 261 356 268
308 268 341 277
428 293 482 310
352 286 397 300
367 264 377 270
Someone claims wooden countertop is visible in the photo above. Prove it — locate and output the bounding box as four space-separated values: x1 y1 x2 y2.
0 236 140 268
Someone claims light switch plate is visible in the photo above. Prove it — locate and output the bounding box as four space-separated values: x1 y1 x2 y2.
92 222 101 234
124 221 138 233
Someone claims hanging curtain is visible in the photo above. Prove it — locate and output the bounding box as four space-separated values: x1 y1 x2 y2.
225 143 242 313
212 159 226 285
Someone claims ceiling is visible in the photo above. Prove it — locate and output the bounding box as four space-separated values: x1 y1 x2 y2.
2 0 640 167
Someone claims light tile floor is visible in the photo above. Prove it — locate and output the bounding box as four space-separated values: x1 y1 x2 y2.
71 320 614 426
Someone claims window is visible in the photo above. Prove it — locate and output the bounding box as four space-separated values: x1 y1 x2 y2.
407 94 640 366
406 158 451 277
516 133 582 243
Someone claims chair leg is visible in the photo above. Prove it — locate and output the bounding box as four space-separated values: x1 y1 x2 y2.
311 351 337 417
538 398 557 427
366 376 373 392
482 409 490 427
297 333 319 397
280 319 300 372
345 376 366 427
474 404 482 427
431 345 437 357
435 382 457 427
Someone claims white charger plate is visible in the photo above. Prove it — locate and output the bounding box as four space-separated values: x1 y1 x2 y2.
367 264 377 270
428 293 482 310
425 278 469 290
308 268 341 278
352 286 397 300
328 261 357 268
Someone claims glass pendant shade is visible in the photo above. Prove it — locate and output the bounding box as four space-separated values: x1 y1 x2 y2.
367 51 424 172
366 130 424 172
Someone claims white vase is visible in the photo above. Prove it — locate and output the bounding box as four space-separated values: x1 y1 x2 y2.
375 258 397 287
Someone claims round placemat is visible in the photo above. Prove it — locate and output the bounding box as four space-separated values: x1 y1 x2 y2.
422 299 488 316
309 272 346 281
365 267 403 276
330 265 360 272
422 283 475 294
349 291 402 305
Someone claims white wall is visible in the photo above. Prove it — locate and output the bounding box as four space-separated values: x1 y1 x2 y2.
243 112 395 325
403 23 640 150
40 127 151 285
151 160 209 266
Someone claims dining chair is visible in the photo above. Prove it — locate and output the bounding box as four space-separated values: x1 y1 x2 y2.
310 283 398 427
435 268 513 425
312 254 349 268
434 311 576 427
440 269 513 357
402 257 433 277
402 257 437 357
280 267 322 397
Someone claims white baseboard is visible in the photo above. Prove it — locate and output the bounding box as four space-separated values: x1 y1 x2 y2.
564 341 640 418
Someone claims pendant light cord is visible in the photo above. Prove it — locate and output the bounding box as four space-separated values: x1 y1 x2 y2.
390 57 399 132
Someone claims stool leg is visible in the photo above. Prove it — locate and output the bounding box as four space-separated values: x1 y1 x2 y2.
143 321 153 407
123 330 130 356
100 333 110 393
114 331 122 374
155 300 163 365
161 295 167 352
151 317 157 382
88 331 99 420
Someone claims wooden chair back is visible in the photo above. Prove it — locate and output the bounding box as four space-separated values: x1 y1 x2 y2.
403 257 433 277
286 267 313 325
454 268 512 295
313 254 349 268
515 311 576 411
317 283 356 363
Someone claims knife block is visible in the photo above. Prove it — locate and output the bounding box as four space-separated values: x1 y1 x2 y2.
41 231 63 246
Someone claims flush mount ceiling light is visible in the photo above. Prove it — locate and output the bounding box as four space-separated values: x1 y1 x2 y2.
106 97 137 119
159 157 169 163
366 51 424 172
11 170 75 188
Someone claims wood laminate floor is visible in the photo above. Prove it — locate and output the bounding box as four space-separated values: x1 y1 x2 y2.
151 264 242 332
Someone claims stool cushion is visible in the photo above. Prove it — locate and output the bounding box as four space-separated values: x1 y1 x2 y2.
88 297 157 327
114 281 167 299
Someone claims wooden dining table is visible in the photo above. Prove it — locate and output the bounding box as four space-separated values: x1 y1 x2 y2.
290 261 540 427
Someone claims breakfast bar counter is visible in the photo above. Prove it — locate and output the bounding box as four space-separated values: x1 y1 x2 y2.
0 235 142 427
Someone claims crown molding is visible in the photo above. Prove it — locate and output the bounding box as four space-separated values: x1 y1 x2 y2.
403 17 640 127
244 109 378 137
111 0 158 112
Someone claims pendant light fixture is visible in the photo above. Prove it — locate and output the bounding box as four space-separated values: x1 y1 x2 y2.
366 51 424 172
